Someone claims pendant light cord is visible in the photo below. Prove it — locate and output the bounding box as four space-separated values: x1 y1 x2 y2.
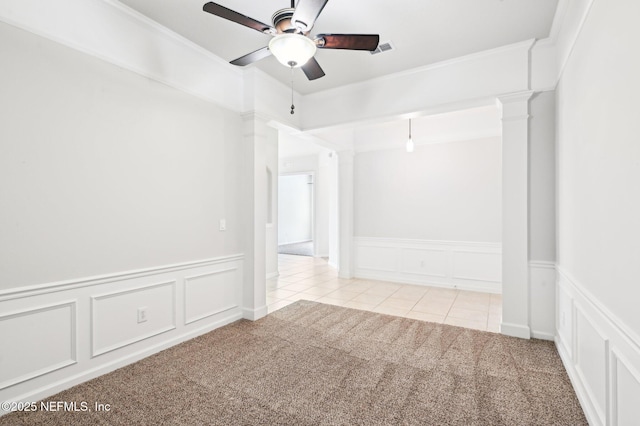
290 65 295 115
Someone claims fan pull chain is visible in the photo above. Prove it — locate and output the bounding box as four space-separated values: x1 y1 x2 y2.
290 65 295 115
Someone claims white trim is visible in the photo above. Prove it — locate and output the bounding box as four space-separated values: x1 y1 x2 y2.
0 255 244 412
528 260 557 339
1 310 241 417
0 0 244 112
356 237 501 249
529 260 556 269
557 267 640 351
100 0 239 72
90 280 177 357
0 301 77 390
500 322 531 339
0 254 244 301
554 0 597 85
243 306 268 321
555 265 640 426
183 268 239 325
354 237 502 293
306 39 536 99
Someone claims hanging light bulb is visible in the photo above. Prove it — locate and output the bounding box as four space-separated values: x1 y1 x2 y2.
406 118 414 153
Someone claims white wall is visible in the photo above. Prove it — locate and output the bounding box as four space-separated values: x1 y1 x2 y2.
554 0 640 424
278 175 313 245
0 21 246 411
354 137 502 242
0 22 243 289
557 0 640 339
352 137 502 291
529 91 557 262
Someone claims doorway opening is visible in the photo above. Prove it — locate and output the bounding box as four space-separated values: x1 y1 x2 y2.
278 173 314 257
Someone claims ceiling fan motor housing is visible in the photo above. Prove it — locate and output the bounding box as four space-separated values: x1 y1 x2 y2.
272 8 297 34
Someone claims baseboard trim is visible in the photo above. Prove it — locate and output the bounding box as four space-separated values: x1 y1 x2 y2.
531 331 555 341
278 239 312 246
500 322 531 339
243 305 268 321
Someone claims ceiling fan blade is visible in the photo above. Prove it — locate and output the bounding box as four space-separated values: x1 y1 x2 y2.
203 2 275 34
230 46 272 66
301 57 325 80
316 34 380 51
291 0 328 32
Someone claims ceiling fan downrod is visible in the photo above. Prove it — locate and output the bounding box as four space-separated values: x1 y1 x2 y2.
290 65 296 114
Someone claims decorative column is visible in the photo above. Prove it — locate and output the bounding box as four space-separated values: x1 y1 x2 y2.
337 150 354 279
497 91 534 339
240 112 272 320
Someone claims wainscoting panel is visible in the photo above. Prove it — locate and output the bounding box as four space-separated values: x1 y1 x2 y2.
574 305 608 425
91 281 176 357
452 251 502 283
613 350 640 426
355 245 398 273
529 261 556 340
556 267 640 426
557 281 573 357
184 268 239 324
0 254 243 416
401 248 447 277
354 238 501 293
0 301 76 390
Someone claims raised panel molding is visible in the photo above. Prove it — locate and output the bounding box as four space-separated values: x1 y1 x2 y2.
0 255 243 415
452 250 502 283
529 261 556 340
91 281 177 357
555 266 640 426
356 245 397 273
184 268 239 324
574 304 609 425
401 248 447 278
611 349 640 426
0 301 77 390
354 238 502 293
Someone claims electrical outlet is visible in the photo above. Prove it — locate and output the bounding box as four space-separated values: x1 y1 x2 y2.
219 219 226 231
137 307 148 323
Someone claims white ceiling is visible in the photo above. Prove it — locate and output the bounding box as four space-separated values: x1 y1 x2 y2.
118 0 559 95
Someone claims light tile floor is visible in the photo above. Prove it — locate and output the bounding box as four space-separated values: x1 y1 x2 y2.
268 254 502 333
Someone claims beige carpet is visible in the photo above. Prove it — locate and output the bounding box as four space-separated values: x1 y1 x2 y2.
2 301 586 425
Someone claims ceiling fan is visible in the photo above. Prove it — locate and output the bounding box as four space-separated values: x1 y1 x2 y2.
202 0 380 80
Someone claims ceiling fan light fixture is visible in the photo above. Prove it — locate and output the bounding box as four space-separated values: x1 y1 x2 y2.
269 33 317 68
